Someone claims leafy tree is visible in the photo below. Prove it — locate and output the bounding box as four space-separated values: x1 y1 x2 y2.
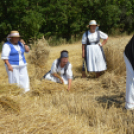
0 0 134 49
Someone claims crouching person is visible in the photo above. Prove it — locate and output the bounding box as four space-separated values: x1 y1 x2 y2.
43 50 73 91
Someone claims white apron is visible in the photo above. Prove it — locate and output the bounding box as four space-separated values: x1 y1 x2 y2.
86 44 107 72
124 54 134 109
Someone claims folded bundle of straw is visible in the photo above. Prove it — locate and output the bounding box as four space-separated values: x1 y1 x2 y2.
28 38 50 79
28 38 50 68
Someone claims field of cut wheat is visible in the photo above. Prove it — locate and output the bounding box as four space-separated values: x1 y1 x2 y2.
0 35 134 134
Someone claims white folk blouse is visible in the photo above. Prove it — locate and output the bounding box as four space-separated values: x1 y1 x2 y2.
1 43 28 67
51 59 73 79
82 30 108 45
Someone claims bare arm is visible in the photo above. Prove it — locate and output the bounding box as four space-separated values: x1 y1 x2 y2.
24 45 30 52
82 44 86 58
20 39 30 52
4 59 13 71
100 37 108 46
68 79 72 91
52 73 64 84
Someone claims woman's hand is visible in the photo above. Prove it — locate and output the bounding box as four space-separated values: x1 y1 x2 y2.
99 38 108 46
8 64 13 72
20 39 26 45
82 44 86 58
52 73 64 84
4 59 13 72
60 79 64 84
20 39 30 52
99 43 102 46
68 79 72 91
82 52 85 58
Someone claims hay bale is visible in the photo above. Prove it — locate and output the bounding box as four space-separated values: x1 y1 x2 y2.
104 45 126 76
28 38 50 67
103 36 129 76
28 38 50 79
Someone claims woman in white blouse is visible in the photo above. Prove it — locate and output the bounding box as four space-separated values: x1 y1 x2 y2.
1 31 30 92
43 50 73 91
82 20 108 78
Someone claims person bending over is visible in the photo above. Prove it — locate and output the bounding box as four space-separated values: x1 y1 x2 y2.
43 50 73 91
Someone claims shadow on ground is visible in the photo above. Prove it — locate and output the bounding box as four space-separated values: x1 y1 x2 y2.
96 92 125 109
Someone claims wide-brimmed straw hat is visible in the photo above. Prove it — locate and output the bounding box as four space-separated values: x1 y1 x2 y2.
87 20 100 28
8 31 21 38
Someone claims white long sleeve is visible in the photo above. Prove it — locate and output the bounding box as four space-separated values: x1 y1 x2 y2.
1 44 11 59
51 59 58 74
66 64 73 79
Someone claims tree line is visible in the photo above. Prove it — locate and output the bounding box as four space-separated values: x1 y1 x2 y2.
0 0 134 44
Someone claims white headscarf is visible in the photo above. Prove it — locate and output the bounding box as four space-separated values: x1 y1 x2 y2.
96 26 99 31
7 34 11 41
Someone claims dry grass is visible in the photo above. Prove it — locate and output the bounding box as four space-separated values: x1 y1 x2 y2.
28 38 50 79
0 35 134 134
